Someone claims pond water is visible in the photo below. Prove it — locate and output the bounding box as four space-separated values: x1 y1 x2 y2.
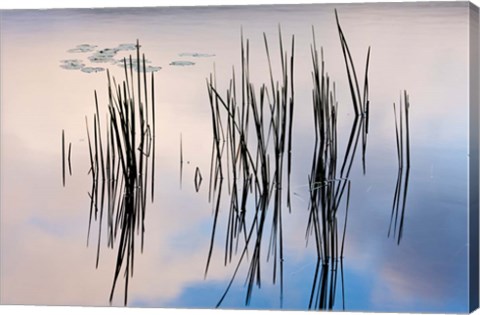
0 2 475 312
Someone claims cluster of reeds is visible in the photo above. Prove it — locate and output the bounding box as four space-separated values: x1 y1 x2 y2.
307 32 346 311
306 11 371 310
335 10 371 175
205 28 295 307
84 40 156 305
388 90 411 245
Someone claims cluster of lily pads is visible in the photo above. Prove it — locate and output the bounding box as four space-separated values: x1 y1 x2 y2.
60 42 215 74
60 58 105 74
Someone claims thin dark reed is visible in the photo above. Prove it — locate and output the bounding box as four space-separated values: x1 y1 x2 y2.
335 9 371 175
94 90 108 268
388 91 411 245
85 117 95 246
205 177 224 277
151 71 156 202
286 35 295 212
105 123 113 248
68 142 72 176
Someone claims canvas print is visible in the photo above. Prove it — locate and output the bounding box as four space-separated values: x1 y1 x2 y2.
0 1 479 313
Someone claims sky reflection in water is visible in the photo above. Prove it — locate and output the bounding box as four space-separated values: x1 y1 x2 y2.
0 2 472 312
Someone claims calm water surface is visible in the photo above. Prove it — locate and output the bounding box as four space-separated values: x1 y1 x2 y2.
0 2 473 312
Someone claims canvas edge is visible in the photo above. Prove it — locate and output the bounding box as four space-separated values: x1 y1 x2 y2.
469 1 480 314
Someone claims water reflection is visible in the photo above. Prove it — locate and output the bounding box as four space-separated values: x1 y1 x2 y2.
200 11 377 310
306 11 371 309
63 8 419 309
204 28 295 307
66 42 157 305
0 2 470 311
307 45 348 310
388 90 411 245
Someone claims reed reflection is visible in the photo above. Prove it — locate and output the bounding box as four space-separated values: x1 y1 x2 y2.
66 41 157 305
388 91 411 245
307 11 370 309
204 27 295 307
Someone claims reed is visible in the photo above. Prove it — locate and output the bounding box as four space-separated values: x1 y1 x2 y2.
306 9 372 308
335 9 371 175
307 28 350 309
68 142 72 176
84 40 156 305
204 11 373 309
388 90 411 245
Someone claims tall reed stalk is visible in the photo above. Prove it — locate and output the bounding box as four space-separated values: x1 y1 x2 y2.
388 90 411 245
335 9 371 175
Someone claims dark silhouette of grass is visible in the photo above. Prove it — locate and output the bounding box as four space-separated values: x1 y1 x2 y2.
82 40 156 306
204 27 295 308
203 10 377 309
307 27 349 310
68 142 72 176
335 9 371 175
63 8 407 310
306 9 372 309
388 90 411 245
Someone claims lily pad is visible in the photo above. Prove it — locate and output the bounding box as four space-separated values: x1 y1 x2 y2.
89 54 116 63
117 43 137 51
89 55 116 63
143 66 162 72
116 58 152 67
97 48 120 55
169 60 195 66
81 67 105 73
68 44 98 53
179 52 215 58
117 62 161 72
88 48 120 63
60 59 85 70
